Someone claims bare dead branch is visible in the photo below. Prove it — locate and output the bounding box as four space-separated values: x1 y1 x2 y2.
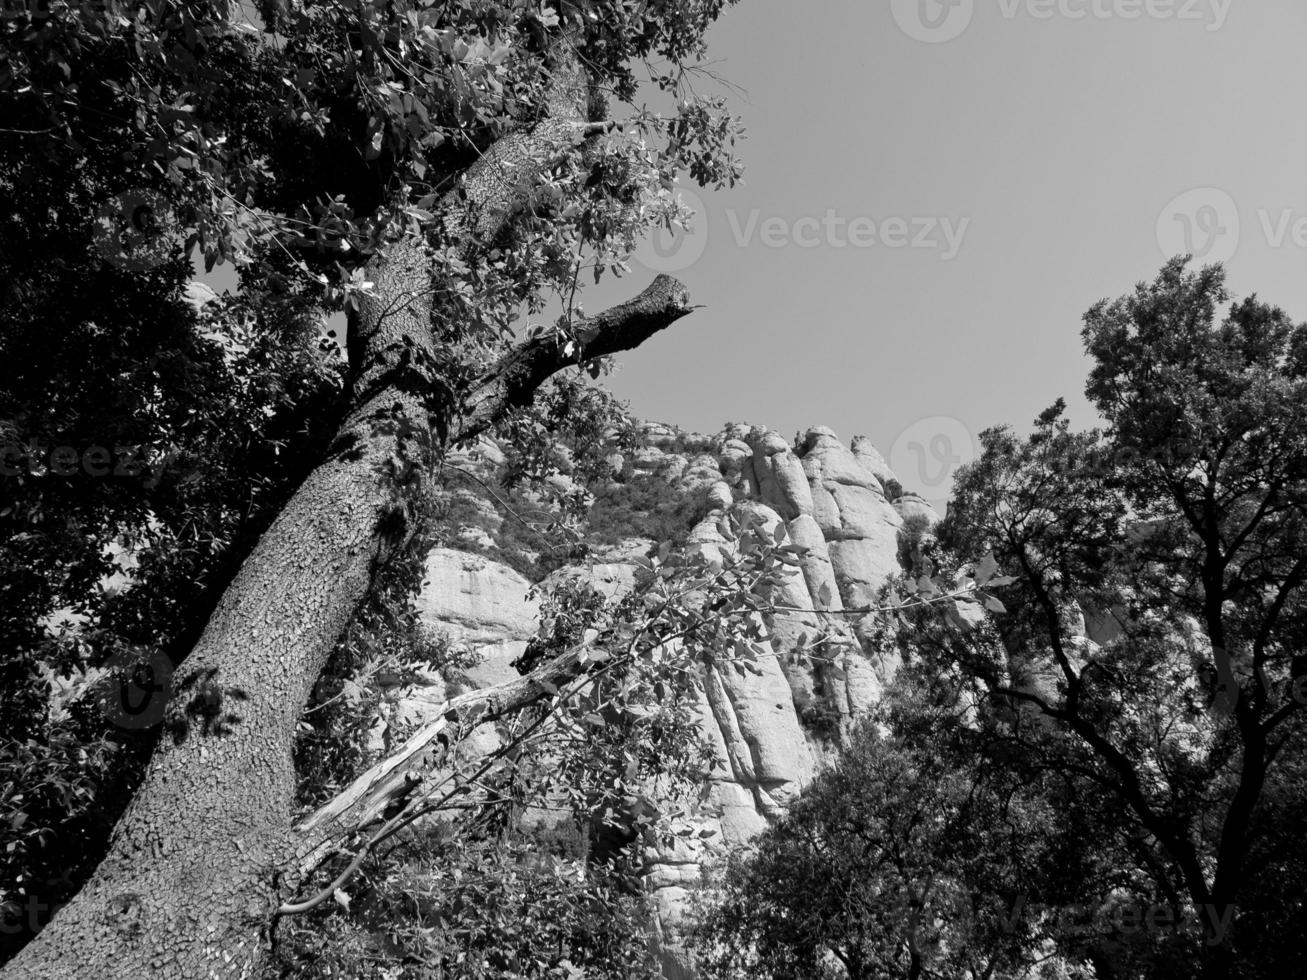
290 642 590 874
455 274 695 444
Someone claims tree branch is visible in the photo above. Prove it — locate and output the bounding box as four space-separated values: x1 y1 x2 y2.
345 31 598 361
454 274 694 443
438 33 595 247
290 641 592 874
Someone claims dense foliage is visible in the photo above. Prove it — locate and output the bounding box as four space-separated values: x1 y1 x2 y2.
271 828 662 980
694 259 1307 980
692 680 1062 980
940 259 1307 978
0 287 345 956
2 0 746 965
15 0 1306 974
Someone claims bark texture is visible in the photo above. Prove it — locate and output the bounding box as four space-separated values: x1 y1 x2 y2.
2 40 693 980
3 220 443 980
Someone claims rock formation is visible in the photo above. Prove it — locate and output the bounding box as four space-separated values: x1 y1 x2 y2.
406 422 941 976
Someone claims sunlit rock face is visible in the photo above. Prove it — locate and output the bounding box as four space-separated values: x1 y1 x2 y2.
406 422 935 977
638 425 918 973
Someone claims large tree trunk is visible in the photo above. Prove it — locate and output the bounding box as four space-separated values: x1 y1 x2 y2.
2 43 694 979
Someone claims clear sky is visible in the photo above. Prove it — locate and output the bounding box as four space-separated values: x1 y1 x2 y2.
583 0 1307 507
202 1 1307 508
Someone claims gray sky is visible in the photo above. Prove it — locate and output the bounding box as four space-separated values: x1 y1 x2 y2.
202 1 1307 507
588 0 1307 506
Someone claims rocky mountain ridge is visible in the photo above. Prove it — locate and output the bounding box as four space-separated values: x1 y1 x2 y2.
403 420 955 975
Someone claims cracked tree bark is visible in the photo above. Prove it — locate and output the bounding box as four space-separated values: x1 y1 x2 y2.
2 42 695 980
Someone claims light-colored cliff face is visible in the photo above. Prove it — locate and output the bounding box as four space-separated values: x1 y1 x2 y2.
407 422 939 975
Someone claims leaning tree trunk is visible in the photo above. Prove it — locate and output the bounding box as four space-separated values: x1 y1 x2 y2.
1 247 432 978
2 43 694 980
